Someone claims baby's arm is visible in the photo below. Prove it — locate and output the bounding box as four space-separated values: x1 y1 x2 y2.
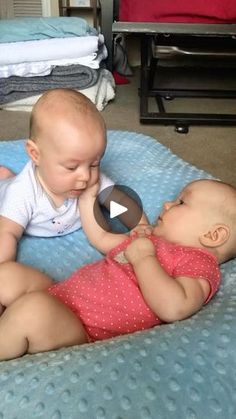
124 237 210 322
0 217 24 263
79 183 127 254
102 186 149 229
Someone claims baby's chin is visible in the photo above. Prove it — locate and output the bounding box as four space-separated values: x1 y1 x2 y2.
152 225 163 236
67 189 84 198
152 227 171 242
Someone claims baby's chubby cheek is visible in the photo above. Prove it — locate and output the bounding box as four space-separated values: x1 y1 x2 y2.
89 169 100 187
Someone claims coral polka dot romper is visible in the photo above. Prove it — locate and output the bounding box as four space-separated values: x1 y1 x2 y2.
48 236 221 342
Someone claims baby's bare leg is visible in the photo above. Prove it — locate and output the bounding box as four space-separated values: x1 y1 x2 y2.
0 291 87 361
0 261 53 312
0 166 15 180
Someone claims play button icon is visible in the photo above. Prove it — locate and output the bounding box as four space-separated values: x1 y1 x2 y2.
94 184 143 233
110 201 128 219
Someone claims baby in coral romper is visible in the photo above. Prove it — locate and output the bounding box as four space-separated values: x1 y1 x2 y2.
0 178 235 360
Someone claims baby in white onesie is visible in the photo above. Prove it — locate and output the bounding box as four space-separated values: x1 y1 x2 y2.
0 89 148 263
0 160 113 237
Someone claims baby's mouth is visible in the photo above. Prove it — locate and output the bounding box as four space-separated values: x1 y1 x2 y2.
70 189 84 196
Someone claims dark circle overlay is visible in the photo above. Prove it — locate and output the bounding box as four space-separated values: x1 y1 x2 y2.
94 184 143 234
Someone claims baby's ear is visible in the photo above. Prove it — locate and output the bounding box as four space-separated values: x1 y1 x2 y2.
26 139 40 164
200 224 230 248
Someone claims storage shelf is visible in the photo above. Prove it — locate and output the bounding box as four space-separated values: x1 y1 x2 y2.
58 1 100 28
60 6 100 11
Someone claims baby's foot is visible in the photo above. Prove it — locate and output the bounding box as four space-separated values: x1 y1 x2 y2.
0 166 15 180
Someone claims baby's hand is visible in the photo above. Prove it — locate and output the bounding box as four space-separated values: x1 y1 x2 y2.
80 181 100 200
130 223 153 238
124 237 156 265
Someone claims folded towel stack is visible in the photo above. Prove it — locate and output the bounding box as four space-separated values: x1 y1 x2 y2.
0 16 115 111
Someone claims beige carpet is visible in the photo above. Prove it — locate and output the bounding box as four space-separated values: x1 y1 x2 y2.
0 68 235 186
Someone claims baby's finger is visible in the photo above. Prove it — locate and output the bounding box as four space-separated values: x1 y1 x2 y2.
144 226 153 236
136 230 146 238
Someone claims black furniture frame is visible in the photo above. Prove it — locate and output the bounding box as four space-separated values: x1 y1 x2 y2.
137 25 236 133
100 1 236 132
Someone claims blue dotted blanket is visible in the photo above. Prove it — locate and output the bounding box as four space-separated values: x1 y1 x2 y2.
0 131 235 419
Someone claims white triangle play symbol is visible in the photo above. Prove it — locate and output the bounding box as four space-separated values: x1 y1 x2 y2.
110 200 128 219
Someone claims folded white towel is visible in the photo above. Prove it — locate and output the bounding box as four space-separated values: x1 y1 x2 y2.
0 35 104 66
85 69 116 111
0 45 107 78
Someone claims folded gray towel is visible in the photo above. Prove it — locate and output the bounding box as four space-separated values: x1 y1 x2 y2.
0 64 99 104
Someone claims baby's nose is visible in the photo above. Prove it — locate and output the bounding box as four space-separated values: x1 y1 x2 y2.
163 201 173 211
79 167 90 181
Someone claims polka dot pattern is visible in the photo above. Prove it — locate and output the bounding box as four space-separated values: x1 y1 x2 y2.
0 132 235 418
49 236 220 341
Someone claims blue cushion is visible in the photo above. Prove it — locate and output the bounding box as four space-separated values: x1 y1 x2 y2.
0 131 235 419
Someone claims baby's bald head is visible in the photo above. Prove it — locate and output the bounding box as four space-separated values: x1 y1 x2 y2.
29 89 105 145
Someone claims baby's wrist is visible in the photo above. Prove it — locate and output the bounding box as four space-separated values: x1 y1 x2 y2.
132 253 156 267
79 190 96 203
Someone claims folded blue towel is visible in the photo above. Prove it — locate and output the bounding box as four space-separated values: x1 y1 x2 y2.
0 131 235 419
0 17 96 43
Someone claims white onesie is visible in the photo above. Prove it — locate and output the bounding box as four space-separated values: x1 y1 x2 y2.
0 161 114 237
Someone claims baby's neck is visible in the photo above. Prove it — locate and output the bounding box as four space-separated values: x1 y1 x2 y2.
35 168 65 208
205 246 226 264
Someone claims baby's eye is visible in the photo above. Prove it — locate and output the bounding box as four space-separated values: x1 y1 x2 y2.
66 166 77 171
178 199 184 205
91 162 100 168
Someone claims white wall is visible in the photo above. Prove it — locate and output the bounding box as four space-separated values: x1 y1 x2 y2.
50 0 59 16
